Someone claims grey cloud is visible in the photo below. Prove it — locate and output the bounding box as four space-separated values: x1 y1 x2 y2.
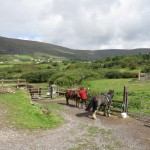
0 0 150 49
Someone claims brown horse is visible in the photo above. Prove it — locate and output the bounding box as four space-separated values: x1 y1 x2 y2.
65 89 80 107
85 90 114 119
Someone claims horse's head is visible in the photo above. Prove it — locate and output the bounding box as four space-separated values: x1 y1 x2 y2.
107 90 114 99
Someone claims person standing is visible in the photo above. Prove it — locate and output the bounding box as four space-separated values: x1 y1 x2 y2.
79 87 87 109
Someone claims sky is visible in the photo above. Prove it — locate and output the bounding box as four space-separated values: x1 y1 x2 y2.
0 0 150 50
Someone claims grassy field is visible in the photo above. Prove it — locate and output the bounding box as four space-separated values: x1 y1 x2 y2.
0 90 65 129
81 78 150 99
81 78 150 116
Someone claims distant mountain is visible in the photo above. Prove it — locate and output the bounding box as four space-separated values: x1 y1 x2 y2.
0 36 150 60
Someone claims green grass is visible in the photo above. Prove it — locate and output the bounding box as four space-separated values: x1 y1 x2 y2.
82 78 150 99
0 64 14 69
3 78 149 116
17 55 33 59
81 79 150 115
87 126 112 136
0 90 65 129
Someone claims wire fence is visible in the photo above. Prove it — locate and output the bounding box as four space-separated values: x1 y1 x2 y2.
110 95 150 124
128 96 150 122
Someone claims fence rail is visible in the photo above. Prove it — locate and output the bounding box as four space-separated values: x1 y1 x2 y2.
138 72 150 81
0 79 27 86
0 79 26 82
28 87 65 99
0 79 27 92
128 96 150 115
111 94 150 124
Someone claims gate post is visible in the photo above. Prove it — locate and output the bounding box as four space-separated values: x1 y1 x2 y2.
122 86 128 114
125 87 128 114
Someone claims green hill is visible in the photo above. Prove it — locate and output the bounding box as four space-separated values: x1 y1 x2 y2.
0 36 150 60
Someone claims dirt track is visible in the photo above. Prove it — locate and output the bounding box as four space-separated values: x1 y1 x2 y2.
0 98 150 150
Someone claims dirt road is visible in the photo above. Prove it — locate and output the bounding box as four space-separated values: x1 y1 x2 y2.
0 99 150 150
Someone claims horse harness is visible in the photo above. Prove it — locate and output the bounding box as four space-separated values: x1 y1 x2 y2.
101 93 111 102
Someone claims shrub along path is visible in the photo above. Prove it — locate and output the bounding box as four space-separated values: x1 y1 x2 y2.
0 98 150 150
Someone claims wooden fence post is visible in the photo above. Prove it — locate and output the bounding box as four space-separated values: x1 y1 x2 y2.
125 87 128 114
138 71 141 80
123 86 128 113
123 86 126 104
17 79 19 89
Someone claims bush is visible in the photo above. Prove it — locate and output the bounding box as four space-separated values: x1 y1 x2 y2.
141 66 150 73
21 70 55 83
55 77 73 86
105 71 122 79
122 72 133 78
49 71 82 86
131 73 138 78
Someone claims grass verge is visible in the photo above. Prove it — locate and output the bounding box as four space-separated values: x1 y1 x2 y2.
0 90 65 130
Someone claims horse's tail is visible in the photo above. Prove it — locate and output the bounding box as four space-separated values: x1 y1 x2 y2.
92 97 98 112
85 97 94 111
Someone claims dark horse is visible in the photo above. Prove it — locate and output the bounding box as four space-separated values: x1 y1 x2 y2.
65 89 80 107
28 86 41 99
85 90 114 119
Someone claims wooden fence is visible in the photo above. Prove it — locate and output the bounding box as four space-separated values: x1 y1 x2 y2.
138 71 150 81
0 79 27 90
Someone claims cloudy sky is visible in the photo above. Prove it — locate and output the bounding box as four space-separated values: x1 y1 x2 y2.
0 0 150 50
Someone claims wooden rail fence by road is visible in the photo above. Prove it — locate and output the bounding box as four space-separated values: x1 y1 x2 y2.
0 79 27 90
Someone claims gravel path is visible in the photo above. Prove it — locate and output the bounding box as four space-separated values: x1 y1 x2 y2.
0 99 150 150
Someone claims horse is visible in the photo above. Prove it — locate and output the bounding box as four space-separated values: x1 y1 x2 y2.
65 89 80 107
28 86 42 99
85 90 114 119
